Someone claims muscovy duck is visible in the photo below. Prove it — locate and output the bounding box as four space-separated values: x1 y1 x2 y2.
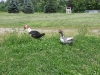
58 29 73 45
24 25 45 38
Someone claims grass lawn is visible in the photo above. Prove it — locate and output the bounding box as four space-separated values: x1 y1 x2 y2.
0 12 100 29
0 12 100 75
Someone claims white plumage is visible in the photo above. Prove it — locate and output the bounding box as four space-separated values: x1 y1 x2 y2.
58 29 73 45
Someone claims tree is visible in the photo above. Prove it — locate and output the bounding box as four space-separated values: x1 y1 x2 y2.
7 0 19 13
86 0 100 10
71 0 86 12
5 0 100 13
22 0 34 14
44 0 57 13
33 0 46 12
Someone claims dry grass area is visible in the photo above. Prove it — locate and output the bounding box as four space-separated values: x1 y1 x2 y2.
0 27 99 37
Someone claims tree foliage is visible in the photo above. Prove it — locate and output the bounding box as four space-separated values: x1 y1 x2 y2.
0 0 100 13
67 0 100 12
7 0 19 13
44 1 57 13
22 0 34 14
71 0 86 12
0 1 6 12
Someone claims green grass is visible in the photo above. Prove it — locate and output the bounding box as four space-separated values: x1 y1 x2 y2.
0 12 100 75
0 12 100 29
0 32 100 75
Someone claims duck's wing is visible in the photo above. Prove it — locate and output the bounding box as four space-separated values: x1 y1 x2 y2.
29 31 40 37
29 31 45 38
66 37 73 41
63 36 73 41
29 31 40 35
63 36 73 43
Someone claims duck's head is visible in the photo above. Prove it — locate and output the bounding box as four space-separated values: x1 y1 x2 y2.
24 25 30 30
58 29 62 34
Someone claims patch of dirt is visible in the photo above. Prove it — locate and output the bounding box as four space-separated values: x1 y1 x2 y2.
0 28 76 33
0 28 100 35
91 29 100 34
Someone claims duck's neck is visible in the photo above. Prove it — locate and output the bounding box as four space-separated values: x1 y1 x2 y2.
27 28 32 32
60 32 64 37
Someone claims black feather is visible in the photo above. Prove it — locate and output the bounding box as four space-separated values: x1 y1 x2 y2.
29 31 45 38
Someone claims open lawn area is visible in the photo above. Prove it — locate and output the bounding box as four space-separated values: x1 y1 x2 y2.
0 12 100 75
0 12 100 28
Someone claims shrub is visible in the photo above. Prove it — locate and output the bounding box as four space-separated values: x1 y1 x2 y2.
44 1 57 13
0 2 6 12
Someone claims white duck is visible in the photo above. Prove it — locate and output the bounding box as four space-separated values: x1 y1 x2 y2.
58 29 73 45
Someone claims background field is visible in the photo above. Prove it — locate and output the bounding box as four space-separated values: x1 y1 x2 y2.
0 12 100 75
0 12 100 28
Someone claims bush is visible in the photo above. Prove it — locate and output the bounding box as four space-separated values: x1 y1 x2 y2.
0 2 6 12
44 1 57 13
57 5 66 13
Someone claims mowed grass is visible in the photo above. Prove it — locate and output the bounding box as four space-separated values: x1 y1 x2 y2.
0 12 100 29
0 12 100 75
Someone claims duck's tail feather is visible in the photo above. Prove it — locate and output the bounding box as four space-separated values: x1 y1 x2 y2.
40 33 45 37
